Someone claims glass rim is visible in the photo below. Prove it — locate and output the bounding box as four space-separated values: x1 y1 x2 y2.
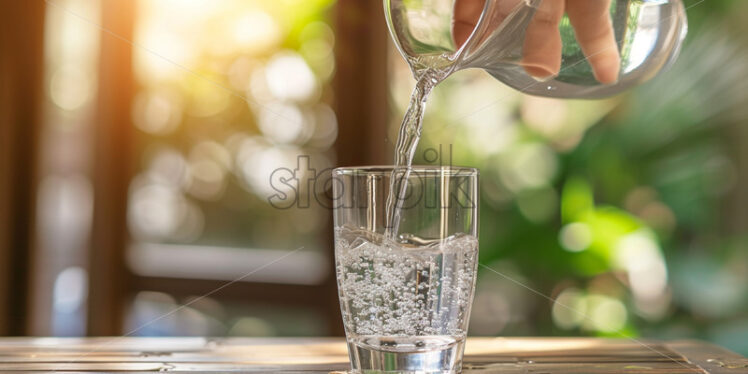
333 165 479 176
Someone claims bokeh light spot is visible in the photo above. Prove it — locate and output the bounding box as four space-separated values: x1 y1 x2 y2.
50 65 91 111
233 11 281 53
586 294 627 333
133 90 183 135
559 223 593 253
53 267 88 314
500 143 558 192
265 52 319 102
552 288 586 329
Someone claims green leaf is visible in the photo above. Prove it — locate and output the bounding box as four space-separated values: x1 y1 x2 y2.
561 177 594 222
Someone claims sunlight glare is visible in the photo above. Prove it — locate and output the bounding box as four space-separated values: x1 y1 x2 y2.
265 52 319 102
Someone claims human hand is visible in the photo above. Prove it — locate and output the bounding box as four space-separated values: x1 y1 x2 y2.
453 0 621 84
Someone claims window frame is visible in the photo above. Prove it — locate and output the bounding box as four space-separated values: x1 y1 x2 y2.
0 0 46 336
84 0 390 336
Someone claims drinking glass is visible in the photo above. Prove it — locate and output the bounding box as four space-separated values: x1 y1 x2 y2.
333 166 479 373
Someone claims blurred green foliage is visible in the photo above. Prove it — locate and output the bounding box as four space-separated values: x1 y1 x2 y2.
400 0 748 355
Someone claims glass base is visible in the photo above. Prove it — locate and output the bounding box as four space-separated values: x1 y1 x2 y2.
347 336 465 374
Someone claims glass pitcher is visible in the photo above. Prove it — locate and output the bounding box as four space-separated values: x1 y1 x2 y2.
385 0 688 99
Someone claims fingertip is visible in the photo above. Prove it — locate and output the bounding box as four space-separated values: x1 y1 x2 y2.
591 52 621 84
452 21 475 48
523 64 558 82
453 0 486 47
520 0 565 84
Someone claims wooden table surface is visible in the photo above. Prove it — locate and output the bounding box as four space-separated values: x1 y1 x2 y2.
0 337 745 373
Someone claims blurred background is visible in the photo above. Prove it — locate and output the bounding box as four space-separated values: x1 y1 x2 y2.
0 0 746 356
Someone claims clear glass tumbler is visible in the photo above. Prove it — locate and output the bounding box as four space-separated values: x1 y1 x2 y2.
333 166 479 373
